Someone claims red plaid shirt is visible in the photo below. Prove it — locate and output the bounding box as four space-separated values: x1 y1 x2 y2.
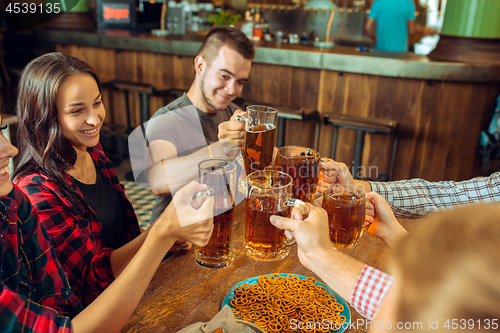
15 144 141 307
1 186 82 332
351 265 394 320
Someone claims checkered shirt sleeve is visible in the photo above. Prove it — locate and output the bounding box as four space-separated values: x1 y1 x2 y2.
0 284 71 333
369 172 500 218
351 265 394 320
1 187 83 316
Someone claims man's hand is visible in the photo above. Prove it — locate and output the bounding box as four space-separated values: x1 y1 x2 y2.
218 110 246 159
365 191 408 249
270 203 333 270
318 159 372 194
318 159 354 191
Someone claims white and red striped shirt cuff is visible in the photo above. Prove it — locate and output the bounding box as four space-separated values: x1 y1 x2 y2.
351 265 394 320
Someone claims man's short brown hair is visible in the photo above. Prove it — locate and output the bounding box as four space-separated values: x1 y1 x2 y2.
198 26 255 66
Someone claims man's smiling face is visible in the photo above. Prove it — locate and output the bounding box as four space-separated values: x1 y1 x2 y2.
199 46 251 112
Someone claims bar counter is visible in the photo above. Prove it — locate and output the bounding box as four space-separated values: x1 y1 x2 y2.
35 29 500 182
121 201 419 333
35 29 500 82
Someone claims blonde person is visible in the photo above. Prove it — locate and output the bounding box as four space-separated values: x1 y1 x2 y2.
373 205 500 332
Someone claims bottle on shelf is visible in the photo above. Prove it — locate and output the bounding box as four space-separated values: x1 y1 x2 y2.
252 9 262 41
241 10 253 39
261 13 272 41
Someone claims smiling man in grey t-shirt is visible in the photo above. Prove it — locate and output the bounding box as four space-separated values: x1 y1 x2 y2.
144 27 255 227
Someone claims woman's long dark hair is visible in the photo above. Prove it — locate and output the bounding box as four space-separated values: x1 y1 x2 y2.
13 52 101 212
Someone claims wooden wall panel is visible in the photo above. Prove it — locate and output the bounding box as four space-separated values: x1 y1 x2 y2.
173 55 195 91
290 67 320 110
285 67 321 148
261 64 292 106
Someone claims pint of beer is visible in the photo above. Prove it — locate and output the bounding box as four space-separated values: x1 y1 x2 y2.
195 158 237 268
274 146 320 202
245 170 293 261
241 105 278 176
322 185 367 249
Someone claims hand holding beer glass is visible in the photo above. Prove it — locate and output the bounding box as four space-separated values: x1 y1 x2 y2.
194 158 237 268
245 170 302 261
236 105 278 193
274 146 321 203
322 184 367 249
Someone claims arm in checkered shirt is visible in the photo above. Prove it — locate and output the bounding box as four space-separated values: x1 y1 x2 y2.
17 178 168 307
6 181 214 332
369 172 500 218
0 284 72 333
318 160 500 219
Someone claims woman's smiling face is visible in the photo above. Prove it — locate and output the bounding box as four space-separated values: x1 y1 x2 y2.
56 74 105 151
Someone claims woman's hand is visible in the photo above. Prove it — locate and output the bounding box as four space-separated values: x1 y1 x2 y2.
365 191 408 249
152 181 214 248
168 240 193 252
270 203 333 270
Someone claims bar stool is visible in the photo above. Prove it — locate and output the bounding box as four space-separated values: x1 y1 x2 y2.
102 79 185 159
324 113 398 181
240 101 322 151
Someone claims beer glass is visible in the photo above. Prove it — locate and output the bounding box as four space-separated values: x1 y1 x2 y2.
322 185 367 249
274 146 321 203
237 105 278 177
195 158 237 268
245 170 298 261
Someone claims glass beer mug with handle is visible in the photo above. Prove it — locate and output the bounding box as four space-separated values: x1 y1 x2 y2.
245 170 305 261
274 146 322 203
194 158 237 268
322 184 368 250
236 105 278 193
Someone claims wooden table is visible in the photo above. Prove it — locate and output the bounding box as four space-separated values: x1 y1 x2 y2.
122 202 419 333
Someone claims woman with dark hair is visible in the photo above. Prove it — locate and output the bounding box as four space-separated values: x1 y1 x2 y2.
12 52 188 307
1 112 214 331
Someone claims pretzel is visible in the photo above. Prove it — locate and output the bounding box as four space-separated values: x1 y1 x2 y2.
229 274 347 333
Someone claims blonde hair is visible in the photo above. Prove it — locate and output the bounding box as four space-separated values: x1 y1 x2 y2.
393 204 500 330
